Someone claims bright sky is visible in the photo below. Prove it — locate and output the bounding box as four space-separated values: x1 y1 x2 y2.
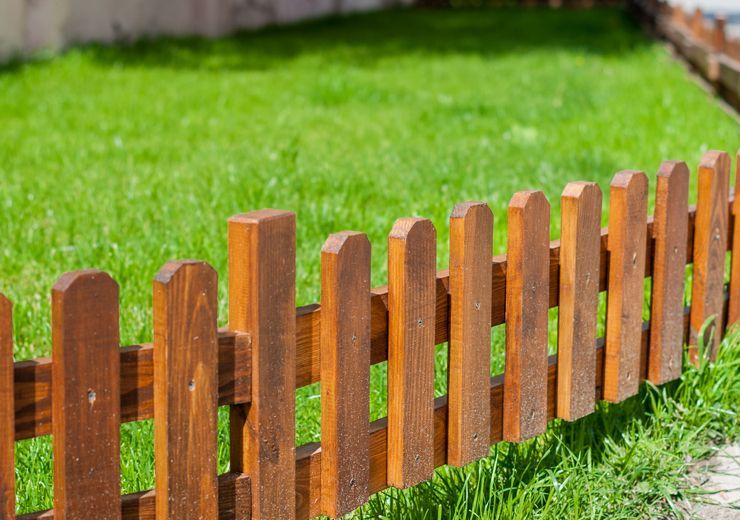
669 0 739 10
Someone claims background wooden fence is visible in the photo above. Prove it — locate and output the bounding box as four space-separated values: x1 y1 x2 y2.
1 150 739 520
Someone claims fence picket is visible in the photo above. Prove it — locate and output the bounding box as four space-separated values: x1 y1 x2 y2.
504 191 549 442
648 161 689 384
448 202 493 466
388 218 436 488
604 171 648 403
52 270 121 520
154 261 219 519
557 182 601 421
690 151 731 361
320 232 371 518
0 294 14 519
728 150 740 327
228 209 297 519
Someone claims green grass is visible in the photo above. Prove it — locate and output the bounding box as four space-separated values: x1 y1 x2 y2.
1 5 738 517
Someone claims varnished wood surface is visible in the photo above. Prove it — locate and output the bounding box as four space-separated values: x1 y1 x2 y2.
727 150 740 326
0 294 14 519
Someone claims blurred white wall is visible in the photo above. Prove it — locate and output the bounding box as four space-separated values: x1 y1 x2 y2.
0 0 413 60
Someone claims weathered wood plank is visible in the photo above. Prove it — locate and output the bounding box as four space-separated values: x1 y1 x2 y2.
387 218 436 488
504 191 550 441
691 151 731 360
649 161 689 384
727 150 740 327
604 171 649 403
52 270 121 520
228 209 297 519
557 182 601 420
320 232 371 518
447 202 493 466
154 261 219 519
0 294 14 519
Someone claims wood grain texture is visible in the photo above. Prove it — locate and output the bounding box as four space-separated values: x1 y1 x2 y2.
13 330 248 441
728 150 740 327
18 472 251 520
649 161 689 384
154 261 219 519
228 209 297 519
504 191 550 441
387 218 436 488
52 270 121 520
447 202 493 466
557 182 601 421
690 151 731 361
291 304 704 520
604 171 648 403
0 294 14 519
320 232 371 518
11 201 736 444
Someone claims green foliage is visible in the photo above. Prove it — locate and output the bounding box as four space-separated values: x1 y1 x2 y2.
1 6 738 515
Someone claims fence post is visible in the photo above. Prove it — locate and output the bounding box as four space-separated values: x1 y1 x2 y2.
504 191 549 442
228 209 297 520
690 151 731 361
714 15 727 52
0 294 14 519
604 171 648 403
728 150 740 327
52 270 121 520
648 161 689 384
387 218 436 488
557 182 601 421
447 202 492 466
320 232 371 518
154 261 219 519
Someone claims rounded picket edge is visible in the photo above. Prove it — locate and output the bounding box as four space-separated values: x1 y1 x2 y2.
389 217 436 242
154 260 217 285
228 208 295 226
53 269 118 294
610 170 648 191
450 201 491 220
562 181 601 201
322 231 370 256
508 190 549 211
699 150 730 171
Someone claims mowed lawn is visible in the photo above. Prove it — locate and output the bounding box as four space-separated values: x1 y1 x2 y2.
1 6 738 517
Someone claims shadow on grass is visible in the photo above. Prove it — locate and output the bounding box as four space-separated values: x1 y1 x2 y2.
1 6 650 74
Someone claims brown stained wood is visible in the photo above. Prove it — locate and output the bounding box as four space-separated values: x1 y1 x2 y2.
13 330 248 441
387 218 436 488
291 305 702 520
604 171 649 403
557 182 602 421
728 150 740 327
52 270 121 520
504 191 550 442
690 151 731 361
18 472 251 520
154 261 219 519
320 232 371 518
11 200 737 443
649 161 689 384
0 294 14 519
228 209 297 520
447 202 493 466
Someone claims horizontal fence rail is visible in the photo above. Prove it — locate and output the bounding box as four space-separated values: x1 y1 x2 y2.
3 150 739 519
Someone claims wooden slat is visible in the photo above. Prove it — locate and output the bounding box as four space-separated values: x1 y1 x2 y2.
13 330 249 441
504 191 550 441
228 209 297 519
690 151 731 360
292 303 704 519
387 218 436 488
728 150 740 327
11 201 737 443
649 161 689 384
0 294 14 519
154 261 219 519
52 270 121 520
557 182 601 421
447 201 493 466
320 232 371 518
18 472 251 520
604 171 648 403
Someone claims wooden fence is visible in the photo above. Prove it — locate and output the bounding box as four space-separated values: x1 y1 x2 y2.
2 150 739 520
